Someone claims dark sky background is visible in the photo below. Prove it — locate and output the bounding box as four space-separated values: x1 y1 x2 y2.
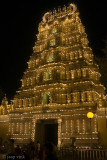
0 0 107 101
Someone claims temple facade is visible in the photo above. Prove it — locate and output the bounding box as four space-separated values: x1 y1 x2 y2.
0 3 107 148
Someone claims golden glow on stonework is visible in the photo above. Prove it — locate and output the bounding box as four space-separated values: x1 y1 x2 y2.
50 39 55 46
0 3 106 149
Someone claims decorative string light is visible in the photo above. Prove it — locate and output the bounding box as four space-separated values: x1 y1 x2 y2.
0 2 106 149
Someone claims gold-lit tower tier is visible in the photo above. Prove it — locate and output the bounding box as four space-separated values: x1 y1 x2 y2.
7 4 105 148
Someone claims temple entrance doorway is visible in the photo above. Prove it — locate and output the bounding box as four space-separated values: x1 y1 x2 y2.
35 119 58 146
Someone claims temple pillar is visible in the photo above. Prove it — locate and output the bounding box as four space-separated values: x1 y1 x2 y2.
31 119 36 142
58 118 62 148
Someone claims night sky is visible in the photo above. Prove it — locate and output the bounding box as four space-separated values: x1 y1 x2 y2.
0 0 107 101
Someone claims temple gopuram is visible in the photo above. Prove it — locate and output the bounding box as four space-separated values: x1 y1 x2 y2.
0 3 107 148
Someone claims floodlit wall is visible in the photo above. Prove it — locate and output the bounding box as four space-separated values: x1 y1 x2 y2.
0 115 9 144
98 119 107 148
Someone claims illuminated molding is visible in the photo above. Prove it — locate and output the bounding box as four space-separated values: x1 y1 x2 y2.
82 119 85 133
77 120 80 133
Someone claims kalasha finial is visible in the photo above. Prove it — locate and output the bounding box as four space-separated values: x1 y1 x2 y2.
67 5 72 15
48 12 53 21
62 6 67 16
53 9 57 18
58 8 62 17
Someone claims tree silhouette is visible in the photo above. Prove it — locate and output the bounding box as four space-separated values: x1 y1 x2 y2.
0 88 4 104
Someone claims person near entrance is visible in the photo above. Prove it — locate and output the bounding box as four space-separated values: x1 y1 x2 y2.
38 145 45 160
37 140 40 154
44 142 58 160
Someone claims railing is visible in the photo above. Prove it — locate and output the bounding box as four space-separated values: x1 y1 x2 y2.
59 148 107 160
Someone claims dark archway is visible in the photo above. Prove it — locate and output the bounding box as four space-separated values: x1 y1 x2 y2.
35 119 58 146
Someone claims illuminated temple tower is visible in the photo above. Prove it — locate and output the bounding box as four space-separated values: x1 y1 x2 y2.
0 3 106 148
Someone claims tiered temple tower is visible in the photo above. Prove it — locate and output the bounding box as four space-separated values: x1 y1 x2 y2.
0 3 106 148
